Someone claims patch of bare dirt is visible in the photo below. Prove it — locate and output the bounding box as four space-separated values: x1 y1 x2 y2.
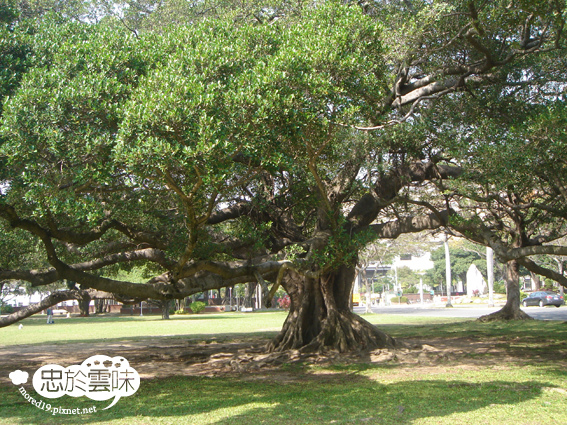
1 335 566 384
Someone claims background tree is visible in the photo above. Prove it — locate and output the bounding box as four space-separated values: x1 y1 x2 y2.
426 239 504 293
357 232 435 310
402 71 567 319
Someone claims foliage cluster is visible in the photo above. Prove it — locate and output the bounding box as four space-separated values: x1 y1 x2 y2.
1 0 566 346
189 301 206 314
389 296 408 304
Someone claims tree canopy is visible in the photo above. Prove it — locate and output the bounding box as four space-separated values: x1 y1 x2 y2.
1 0 567 350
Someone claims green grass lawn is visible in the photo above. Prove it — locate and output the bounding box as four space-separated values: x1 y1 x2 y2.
0 311 474 347
3 365 566 425
2 312 567 425
0 311 289 347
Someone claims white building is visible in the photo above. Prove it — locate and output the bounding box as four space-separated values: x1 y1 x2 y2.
354 252 434 294
392 252 434 272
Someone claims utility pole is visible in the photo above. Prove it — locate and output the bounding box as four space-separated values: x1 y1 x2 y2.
394 264 399 294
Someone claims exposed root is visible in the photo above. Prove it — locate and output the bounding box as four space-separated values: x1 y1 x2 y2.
477 307 534 322
268 310 396 353
268 267 396 353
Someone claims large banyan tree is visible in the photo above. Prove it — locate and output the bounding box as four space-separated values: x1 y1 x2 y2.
1 0 567 351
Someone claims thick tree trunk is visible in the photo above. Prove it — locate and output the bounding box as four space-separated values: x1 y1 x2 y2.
268 266 395 353
222 287 229 305
478 259 532 322
78 291 91 316
363 268 372 314
94 298 106 314
558 260 565 297
530 272 541 291
175 298 186 311
244 282 256 308
161 300 171 320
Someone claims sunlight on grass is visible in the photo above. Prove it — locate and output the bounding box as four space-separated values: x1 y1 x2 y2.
187 402 280 425
3 311 567 347
2 312 567 424
0 312 289 346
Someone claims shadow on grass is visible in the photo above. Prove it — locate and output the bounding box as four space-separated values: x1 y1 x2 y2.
0 373 555 425
3 318 567 424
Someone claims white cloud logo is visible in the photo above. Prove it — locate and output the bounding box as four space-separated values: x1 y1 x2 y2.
32 355 140 410
9 370 29 385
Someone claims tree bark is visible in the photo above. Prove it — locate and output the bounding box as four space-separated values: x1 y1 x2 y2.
94 298 105 314
363 268 372 314
478 259 532 322
0 290 80 327
530 272 541 291
267 266 395 353
556 259 565 297
175 299 182 311
161 300 171 319
244 283 256 308
77 291 91 316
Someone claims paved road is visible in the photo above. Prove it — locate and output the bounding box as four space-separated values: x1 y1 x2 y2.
354 304 567 321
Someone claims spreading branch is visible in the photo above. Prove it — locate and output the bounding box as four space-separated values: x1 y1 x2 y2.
1 289 82 328
518 257 567 288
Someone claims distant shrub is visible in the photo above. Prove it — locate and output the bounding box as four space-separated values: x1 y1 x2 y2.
174 309 187 315
190 301 206 314
390 296 408 304
1 304 14 314
543 280 555 291
493 281 506 294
